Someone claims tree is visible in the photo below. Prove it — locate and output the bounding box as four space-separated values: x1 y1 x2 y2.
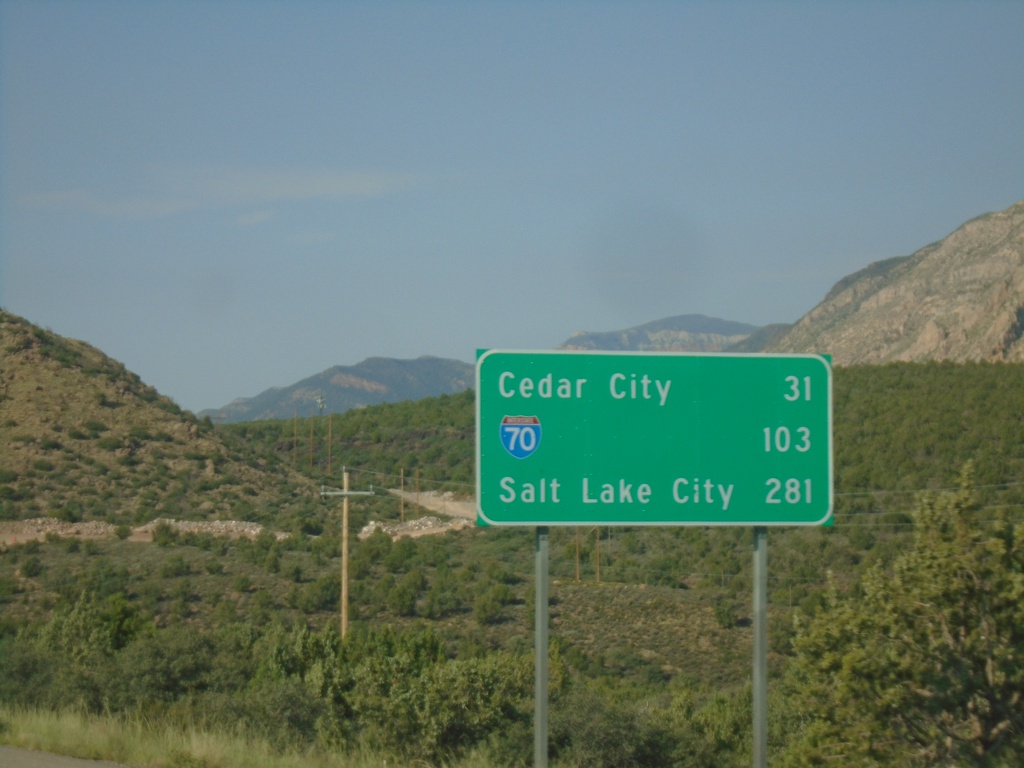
781 465 1024 766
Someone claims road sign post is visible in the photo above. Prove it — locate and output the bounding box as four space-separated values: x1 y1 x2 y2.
477 350 832 527
477 350 832 767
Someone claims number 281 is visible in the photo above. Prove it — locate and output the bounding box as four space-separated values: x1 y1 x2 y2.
765 478 812 504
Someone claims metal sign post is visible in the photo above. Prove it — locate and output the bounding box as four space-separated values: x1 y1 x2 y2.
753 526 768 768
475 350 833 767
534 527 550 768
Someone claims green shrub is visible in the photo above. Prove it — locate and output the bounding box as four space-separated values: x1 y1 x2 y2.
153 522 179 547
386 580 418 617
128 426 153 441
473 583 514 626
160 555 191 578
298 576 338 613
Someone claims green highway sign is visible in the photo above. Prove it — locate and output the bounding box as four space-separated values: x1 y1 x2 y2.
476 350 832 526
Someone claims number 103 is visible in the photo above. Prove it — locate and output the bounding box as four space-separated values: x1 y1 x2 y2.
763 426 810 452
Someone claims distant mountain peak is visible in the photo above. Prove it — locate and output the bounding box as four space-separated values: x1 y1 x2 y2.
204 356 474 422
558 314 760 353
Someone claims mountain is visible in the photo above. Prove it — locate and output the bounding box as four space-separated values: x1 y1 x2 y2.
557 201 1024 363
557 314 760 353
770 200 1024 363
215 315 756 420
726 323 793 353
204 356 474 423
0 309 315 524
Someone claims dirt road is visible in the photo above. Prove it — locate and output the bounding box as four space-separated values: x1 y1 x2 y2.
386 489 476 520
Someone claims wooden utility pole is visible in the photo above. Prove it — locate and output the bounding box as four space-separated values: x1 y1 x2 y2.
595 527 601 583
320 473 373 638
292 411 297 467
341 471 349 636
309 414 314 469
400 468 405 522
575 527 581 582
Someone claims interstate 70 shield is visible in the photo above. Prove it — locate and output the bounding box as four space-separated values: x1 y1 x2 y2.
499 415 541 459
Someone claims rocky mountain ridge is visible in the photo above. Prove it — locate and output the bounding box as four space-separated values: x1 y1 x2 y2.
7 200 1022 433
202 198 1024 413
770 200 1024 363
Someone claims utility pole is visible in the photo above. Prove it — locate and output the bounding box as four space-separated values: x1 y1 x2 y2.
309 412 315 470
575 527 581 582
321 472 373 638
595 527 601 583
327 413 333 477
400 468 405 522
317 393 326 475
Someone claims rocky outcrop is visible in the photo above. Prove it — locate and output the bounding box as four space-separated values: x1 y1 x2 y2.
771 200 1024 364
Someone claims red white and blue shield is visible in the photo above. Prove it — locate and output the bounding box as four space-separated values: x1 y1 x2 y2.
500 415 541 459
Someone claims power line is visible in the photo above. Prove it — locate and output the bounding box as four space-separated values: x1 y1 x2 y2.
836 480 1024 497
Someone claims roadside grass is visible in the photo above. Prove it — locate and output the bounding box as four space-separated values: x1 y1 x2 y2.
0 705 505 768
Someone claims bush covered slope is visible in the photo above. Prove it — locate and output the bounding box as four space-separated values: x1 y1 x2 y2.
3 309 1024 765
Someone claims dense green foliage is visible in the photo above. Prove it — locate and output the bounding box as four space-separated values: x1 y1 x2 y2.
780 465 1024 766
221 388 476 490
3 361 1024 764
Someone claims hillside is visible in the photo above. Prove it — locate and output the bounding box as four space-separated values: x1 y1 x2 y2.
204 356 474 423
3 317 1024 764
771 199 1024 362
0 310 317 527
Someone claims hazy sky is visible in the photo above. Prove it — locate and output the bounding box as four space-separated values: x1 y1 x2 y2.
2 1 1022 413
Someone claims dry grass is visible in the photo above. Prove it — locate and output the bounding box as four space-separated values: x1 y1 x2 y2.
0 705 504 768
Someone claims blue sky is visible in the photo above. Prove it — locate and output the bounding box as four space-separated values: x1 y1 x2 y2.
2 1 1022 413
